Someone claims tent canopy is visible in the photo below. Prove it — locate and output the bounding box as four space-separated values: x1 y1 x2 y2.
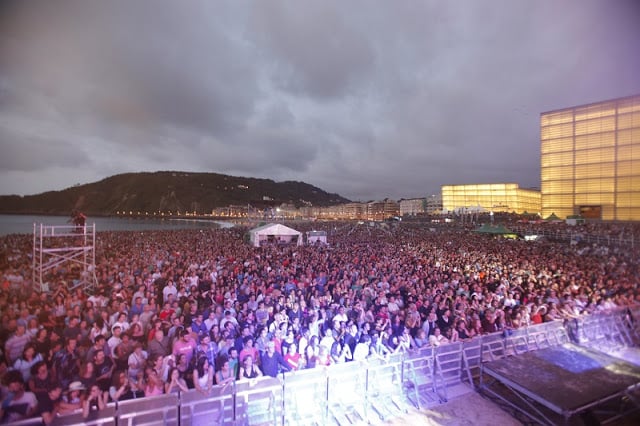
248 223 302 247
545 212 563 222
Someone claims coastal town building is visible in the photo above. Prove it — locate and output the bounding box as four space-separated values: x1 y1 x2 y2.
399 198 425 216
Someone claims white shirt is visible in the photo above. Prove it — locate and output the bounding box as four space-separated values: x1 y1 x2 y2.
163 284 177 303
353 343 370 361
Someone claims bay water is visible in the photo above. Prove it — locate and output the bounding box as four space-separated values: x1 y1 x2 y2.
0 214 233 237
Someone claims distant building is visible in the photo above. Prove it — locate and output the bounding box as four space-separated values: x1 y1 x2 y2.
441 183 541 215
366 199 399 221
425 194 443 214
541 94 640 220
399 198 426 216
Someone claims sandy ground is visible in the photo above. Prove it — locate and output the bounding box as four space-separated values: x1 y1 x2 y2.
383 392 522 426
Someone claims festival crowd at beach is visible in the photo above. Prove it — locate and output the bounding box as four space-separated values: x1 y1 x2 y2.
0 217 638 423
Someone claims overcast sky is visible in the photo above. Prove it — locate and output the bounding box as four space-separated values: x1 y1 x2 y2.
1 0 639 202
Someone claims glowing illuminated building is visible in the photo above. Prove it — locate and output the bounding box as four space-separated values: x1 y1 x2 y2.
541 94 640 220
441 183 541 215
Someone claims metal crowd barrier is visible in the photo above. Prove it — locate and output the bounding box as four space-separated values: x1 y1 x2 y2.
576 307 635 353
461 338 482 386
118 393 178 426
629 305 640 345
282 366 328 425
327 360 368 424
51 404 117 426
480 331 506 362
399 347 436 409
366 352 409 420
25 307 638 426
235 376 283 425
180 382 234 425
434 341 464 401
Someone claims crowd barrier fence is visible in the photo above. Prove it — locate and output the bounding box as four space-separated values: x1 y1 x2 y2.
8 306 637 426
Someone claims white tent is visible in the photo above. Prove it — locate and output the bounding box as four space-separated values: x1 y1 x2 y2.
248 223 303 247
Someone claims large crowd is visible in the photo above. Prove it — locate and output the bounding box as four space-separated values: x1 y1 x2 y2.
0 219 638 424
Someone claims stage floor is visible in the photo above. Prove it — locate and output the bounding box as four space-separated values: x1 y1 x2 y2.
482 342 640 417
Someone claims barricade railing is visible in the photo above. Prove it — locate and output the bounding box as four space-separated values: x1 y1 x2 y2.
530 320 566 349
366 353 409 420
40 306 638 426
118 393 178 426
576 307 634 353
180 382 234 425
282 366 328 425
504 327 532 356
480 331 506 362
628 305 640 345
461 338 482 386
434 342 464 402
327 360 369 424
51 404 116 426
235 376 284 425
403 346 437 409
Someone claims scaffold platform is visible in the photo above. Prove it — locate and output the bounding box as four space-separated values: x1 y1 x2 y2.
32 223 99 294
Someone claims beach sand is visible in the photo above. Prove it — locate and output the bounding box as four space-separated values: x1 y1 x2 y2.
382 391 523 426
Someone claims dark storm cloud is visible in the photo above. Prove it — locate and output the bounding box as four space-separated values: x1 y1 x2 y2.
1 0 639 201
248 1 375 99
0 124 89 171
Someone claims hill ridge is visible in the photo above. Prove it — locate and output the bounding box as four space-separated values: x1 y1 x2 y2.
0 171 350 215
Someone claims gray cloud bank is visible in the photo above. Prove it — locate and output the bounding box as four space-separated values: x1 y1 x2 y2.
1 0 639 201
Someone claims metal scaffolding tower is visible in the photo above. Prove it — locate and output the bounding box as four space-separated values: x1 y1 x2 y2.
32 223 99 294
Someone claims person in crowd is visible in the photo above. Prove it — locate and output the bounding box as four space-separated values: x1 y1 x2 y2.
214 355 235 386
107 325 123 357
283 342 302 370
428 327 449 347
12 344 43 384
173 353 192 387
192 356 214 394
92 349 115 392
196 334 218 367
127 342 148 383
238 335 259 367
172 329 197 367
142 365 164 397
353 334 372 361
129 321 146 344
5 324 31 366
85 335 108 363
58 381 85 415
316 345 331 366
330 340 352 364
109 370 144 402
190 313 207 336
304 344 318 369
77 360 96 390
147 329 170 359
238 355 262 381
82 384 107 419
260 341 290 378
0 371 38 423
165 367 189 394
51 337 80 390
35 381 63 425
28 361 55 394
32 328 50 361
